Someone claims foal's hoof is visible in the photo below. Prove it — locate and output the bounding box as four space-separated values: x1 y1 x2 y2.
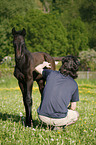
25 120 33 127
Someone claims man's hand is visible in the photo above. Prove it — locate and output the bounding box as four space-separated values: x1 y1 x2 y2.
42 61 51 68
35 61 51 74
68 102 76 110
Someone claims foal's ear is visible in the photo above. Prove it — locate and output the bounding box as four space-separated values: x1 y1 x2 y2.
21 28 26 36
12 27 16 35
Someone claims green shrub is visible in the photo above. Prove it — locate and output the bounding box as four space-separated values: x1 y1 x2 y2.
79 49 96 71
67 18 88 55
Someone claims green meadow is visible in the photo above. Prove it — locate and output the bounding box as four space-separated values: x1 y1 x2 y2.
0 72 96 145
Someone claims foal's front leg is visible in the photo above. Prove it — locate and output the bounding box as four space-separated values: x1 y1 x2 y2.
23 78 33 127
14 66 25 82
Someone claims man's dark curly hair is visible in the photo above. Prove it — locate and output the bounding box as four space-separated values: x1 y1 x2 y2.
59 55 80 79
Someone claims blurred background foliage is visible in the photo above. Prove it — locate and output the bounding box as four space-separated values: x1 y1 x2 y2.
0 0 96 71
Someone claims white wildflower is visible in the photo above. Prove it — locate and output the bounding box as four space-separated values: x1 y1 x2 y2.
32 128 36 131
20 112 23 117
72 141 75 143
51 138 54 141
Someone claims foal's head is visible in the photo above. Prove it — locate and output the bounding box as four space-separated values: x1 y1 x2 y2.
12 28 26 60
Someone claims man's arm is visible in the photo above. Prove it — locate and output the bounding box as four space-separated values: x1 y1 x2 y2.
68 102 76 110
35 61 51 75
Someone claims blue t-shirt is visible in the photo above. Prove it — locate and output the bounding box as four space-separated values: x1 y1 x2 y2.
37 69 79 118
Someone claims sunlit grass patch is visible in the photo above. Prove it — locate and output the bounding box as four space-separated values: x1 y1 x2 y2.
0 78 96 145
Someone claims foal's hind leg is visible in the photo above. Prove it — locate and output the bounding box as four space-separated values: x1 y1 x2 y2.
36 78 45 100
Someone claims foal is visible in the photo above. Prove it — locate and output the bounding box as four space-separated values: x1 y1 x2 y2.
12 28 55 126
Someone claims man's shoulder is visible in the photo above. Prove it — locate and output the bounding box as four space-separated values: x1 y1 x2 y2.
72 79 78 89
66 76 78 88
43 69 59 74
42 69 56 79
43 69 54 74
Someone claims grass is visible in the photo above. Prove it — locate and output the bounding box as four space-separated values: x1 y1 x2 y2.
0 73 96 145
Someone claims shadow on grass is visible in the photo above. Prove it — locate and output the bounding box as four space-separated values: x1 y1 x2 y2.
0 112 47 129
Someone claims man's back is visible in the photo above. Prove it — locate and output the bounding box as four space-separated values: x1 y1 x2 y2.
38 70 79 118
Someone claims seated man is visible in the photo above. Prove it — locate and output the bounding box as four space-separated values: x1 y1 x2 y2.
35 55 80 130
